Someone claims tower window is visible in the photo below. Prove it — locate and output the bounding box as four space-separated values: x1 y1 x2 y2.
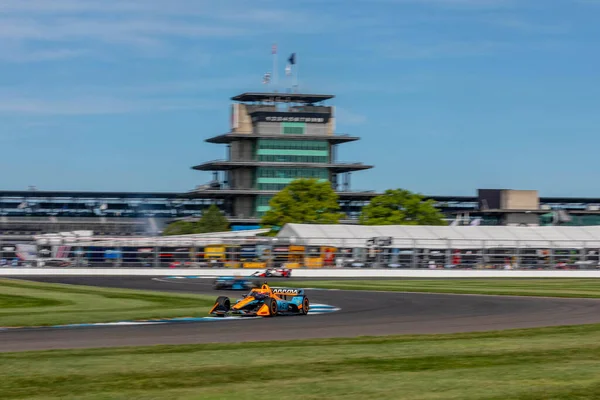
282 122 305 135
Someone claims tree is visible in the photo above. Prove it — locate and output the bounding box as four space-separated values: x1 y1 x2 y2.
198 204 230 232
359 189 447 226
261 178 343 233
161 220 197 236
162 204 230 236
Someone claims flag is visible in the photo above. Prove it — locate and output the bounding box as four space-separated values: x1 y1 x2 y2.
262 72 271 84
272 44 277 54
285 53 295 76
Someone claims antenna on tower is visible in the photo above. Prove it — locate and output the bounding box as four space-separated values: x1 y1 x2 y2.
272 43 278 93
285 52 298 93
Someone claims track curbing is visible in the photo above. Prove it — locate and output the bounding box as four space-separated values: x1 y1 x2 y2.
0 304 341 332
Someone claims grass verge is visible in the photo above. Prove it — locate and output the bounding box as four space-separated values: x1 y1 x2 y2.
4 324 600 399
284 278 600 298
0 279 216 327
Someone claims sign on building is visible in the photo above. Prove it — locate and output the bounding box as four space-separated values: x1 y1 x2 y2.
366 237 393 247
251 112 330 124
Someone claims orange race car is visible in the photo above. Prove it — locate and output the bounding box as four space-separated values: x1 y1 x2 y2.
209 283 310 317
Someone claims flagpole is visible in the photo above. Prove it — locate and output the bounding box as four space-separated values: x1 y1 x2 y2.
293 53 299 93
272 43 278 92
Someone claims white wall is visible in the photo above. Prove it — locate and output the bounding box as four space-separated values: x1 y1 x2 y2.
3 268 600 278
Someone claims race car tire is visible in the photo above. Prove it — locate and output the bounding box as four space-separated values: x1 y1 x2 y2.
265 298 277 317
301 297 309 315
215 296 231 312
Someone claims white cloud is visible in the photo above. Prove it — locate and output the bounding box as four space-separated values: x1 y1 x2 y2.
0 17 249 42
0 0 536 64
0 0 290 17
377 41 510 60
413 0 512 5
0 73 258 116
115 76 258 95
0 0 352 62
0 44 86 62
0 96 219 116
367 0 516 8
0 0 144 13
491 18 570 34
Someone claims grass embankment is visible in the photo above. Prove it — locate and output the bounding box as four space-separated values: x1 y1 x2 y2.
4 324 600 399
286 278 600 298
0 279 216 327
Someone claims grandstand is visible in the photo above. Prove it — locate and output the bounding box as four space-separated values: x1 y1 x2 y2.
275 224 600 269
277 223 600 249
0 190 212 240
4 224 599 270
4 187 600 242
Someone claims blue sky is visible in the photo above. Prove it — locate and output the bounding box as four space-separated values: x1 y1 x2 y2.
1 0 599 196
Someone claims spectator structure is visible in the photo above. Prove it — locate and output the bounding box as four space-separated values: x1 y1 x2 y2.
188 92 375 222
275 223 600 269
277 223 600 249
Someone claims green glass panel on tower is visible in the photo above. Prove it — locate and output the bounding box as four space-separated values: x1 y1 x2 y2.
256 167 329 179
256 194 274 215
256 139 328 151
281 122 306 134
254 167 330 213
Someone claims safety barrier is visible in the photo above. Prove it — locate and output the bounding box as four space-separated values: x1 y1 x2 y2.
3 268 600 278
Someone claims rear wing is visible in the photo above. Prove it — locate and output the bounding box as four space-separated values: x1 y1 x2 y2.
271 288 304 296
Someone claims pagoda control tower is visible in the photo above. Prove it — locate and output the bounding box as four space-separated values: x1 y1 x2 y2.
190 92 374 220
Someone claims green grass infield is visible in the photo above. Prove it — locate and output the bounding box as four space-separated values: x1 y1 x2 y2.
4 324 600 399
284 278 600 298
0 279 216 327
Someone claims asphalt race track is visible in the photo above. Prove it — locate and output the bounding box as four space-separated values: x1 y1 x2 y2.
3 275 600 352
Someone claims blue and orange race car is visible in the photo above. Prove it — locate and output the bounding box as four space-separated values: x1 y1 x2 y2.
212 276 260 290
209 283 310 317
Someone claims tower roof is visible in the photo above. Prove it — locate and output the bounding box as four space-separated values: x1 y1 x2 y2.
231 92 334 104
205 132 360 144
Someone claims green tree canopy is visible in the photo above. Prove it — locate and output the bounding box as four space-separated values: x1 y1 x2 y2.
162 204 230 236
359 189 447 226
261 178 343 233
161 220 197 236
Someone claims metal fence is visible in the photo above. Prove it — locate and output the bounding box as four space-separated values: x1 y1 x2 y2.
2 237 600 270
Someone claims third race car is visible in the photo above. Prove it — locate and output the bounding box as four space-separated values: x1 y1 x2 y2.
250 267 292 278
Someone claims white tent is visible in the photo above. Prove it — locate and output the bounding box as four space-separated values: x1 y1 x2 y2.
276 224 600 250
36 229 270 247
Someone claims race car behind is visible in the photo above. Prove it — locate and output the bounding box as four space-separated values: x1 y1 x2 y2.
209 283 309 317
213 276 259 290
251 267 292 278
